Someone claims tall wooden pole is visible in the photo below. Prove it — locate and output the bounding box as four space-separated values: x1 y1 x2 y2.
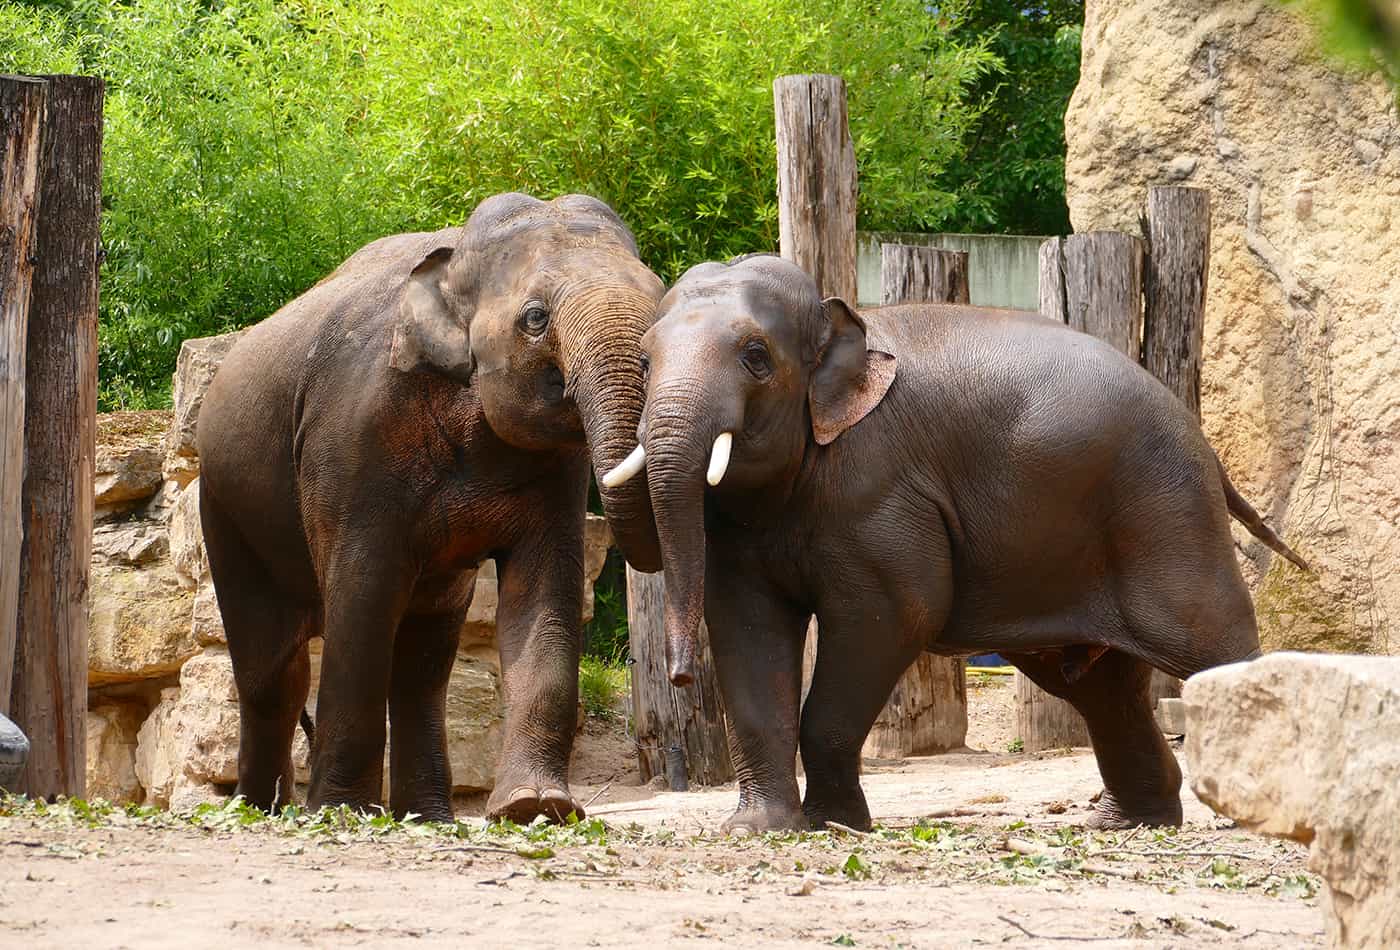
1061 231 1144 357
1141 185 1210 705
0 77 47 717
864 243 973 758
625 570 733 787
11 75 102 797
773 74 857 302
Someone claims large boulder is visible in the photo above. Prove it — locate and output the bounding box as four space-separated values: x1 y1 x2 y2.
1065 0 1400 653
86 703 146 803
135 648 241 810
1185 653 1400 949
94 411 171 515
164 330 247 488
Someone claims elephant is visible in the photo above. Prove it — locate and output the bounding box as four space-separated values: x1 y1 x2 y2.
197 193 664 824
606 253 1307 834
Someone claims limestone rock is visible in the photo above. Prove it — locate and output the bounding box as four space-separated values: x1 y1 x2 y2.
191 581 225 646
168 478 205 591
94 411 171 512
1065 0 1400 652
1184 653 1400 948
86 703 146 803
164 330 247 487
445 651 504 792
89 535 197 686
461 514 612 645
135 650 242 810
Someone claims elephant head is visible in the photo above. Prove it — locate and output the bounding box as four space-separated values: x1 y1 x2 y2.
604 255 895 683
390 192 664 571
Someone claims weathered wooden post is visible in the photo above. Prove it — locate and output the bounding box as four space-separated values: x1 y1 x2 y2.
10 75 102 797
862 243 971 759
880 244 969 307
0 76 47 718
625 570 733 787
773 74 858 302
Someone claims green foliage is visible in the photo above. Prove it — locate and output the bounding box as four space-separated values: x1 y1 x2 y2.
578 654 627 720
1 0 998 409
584 549 630 662
941 2 1083 235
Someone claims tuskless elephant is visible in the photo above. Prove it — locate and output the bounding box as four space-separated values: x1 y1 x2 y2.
197 193 663 823
605 254 1307 834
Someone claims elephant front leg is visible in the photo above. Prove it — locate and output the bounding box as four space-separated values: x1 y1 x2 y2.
486 535 587 824
704 579 809 835
799 601 930 832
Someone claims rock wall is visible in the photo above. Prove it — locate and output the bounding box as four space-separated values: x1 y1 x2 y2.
1065 0 1399 654
88 333 613 807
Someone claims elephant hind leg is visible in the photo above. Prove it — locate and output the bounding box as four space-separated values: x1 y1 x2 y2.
1008 649 1183 829
200 489 314 812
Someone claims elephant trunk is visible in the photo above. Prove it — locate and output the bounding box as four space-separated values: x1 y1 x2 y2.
641 383 717 686
563 286 663 574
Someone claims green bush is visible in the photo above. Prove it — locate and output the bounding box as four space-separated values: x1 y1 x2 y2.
1 0 998 409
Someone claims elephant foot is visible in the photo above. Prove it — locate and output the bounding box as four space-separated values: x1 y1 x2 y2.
721 801 807 836
486 783 584 825
802 796 873 833
1084 789 1183 830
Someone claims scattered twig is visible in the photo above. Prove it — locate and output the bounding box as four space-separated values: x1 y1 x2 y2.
824 821 871 837
921 807 1012 819
997 915 1115 942
432 844 528 857
1078 862 1141 880
1002 837 1047 856
581 782 613 811
1090 847 1257 861
4 840 44 848
476 869 522 886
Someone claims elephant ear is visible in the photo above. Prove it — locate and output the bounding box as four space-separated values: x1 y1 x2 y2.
388 246 475 383
807 297 896 446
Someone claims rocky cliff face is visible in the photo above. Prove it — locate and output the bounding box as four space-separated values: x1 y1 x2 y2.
1065 0 1399 654
88 333 613 807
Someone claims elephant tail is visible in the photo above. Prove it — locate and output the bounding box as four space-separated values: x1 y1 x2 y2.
299 708 316 747
1215 455 1310 572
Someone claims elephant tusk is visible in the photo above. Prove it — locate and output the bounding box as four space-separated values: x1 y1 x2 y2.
706 432 733 487
601 443 646 488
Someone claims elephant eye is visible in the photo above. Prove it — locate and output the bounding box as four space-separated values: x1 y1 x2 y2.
741 340 772 380
520 303 550 337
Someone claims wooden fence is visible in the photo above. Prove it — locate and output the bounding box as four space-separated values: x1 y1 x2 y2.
0 74 104 797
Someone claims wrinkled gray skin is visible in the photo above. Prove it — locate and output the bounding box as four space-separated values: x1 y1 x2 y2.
628 254 1306 834
197 194 663 824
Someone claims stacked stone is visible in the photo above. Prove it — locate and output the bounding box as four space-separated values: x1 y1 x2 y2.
87 331 611 809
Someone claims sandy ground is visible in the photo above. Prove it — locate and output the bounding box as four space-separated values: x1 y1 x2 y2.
0 677 1323 949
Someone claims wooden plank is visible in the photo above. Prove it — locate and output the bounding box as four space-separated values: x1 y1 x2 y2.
625 567 733 787
1142 185 1211 705
10 75 102 797
1062 231 1143 358
773 74 857 302
0 76 46 716
879 244 969 307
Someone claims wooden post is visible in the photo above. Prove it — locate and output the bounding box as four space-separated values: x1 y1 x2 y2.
862 243 971 758
1062 231 1144 356
879 244 969 306
625 569 733 787
1141 185 1210 705
773 74 857 302
10 75 102 797
0 76 47 716
1038 238 1068 324
1144 186 1209 420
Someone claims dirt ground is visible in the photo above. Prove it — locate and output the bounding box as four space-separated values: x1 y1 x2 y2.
0 676 1323 949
